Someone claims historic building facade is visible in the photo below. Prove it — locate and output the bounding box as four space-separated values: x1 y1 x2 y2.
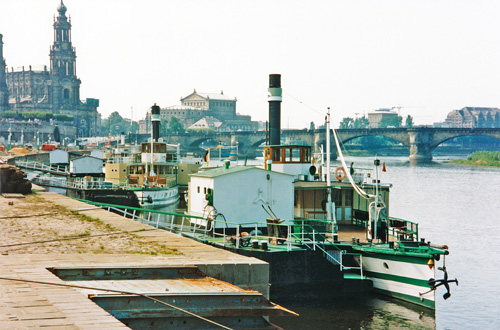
444 107 500 128
367 108 398 128
1 1 100 138
159 90 259 132
0 35 8 111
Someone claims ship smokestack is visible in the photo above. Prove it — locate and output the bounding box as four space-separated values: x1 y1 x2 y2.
268 74 282 145
151 104 160 142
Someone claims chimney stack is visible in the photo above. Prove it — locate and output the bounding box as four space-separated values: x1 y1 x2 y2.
268 74 282 145
151 104 161 142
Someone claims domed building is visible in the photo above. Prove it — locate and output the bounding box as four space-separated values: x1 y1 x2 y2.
1 0 100 138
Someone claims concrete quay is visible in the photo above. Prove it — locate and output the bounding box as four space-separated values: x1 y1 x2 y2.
0 192 272 329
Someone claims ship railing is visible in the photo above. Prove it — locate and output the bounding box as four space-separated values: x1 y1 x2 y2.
70 200 357 257
69 199 323 252
387 217 419 242
74 199 208 238
32 175 67 187
15 160 69 176
70 177 113 190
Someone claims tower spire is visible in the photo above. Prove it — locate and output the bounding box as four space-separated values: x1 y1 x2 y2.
50 0 76 77
49 1 81 109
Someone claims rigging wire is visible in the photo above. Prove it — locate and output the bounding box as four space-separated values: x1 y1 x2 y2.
0 276 233 330
282 90 324 116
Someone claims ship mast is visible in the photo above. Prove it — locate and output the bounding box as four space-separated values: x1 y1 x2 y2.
325 108 335 225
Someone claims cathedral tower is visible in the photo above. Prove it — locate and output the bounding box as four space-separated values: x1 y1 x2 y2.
0 34 9 111
49 0 81 109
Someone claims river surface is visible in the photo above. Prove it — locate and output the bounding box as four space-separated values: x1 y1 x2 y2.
269 156 500 330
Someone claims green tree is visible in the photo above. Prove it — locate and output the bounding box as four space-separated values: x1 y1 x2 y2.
167 116 185 134
339 117 354 129
378 116 403 128
405 115 414 128
103 111 130 135
353 116 369 128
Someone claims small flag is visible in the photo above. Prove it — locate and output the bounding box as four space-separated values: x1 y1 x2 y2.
382 162 386 172
204 149 210 166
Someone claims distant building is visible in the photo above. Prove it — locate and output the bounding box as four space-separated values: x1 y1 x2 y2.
187 117 223 131
367 108 398 128
159 90 259 132
444 107 500 128
0 35 8 111
2 1 100 138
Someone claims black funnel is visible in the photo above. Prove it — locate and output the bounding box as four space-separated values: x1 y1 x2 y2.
268 74 282 145
151 104 160 142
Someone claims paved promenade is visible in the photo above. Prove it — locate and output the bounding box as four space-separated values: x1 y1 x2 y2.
0 192 268 329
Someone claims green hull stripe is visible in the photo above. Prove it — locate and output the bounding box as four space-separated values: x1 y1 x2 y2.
365 270 431 288
360 251 431 264
375 287 435 309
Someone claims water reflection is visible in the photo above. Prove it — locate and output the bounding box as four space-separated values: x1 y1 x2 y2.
270 295 435 330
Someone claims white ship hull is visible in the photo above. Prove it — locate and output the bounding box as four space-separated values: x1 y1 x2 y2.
354 253 436 308
132 186 179 209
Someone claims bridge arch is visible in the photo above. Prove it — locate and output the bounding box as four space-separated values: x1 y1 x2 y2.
432 133 500 151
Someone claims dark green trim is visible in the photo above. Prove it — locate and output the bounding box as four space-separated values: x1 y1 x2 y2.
352 246 436 262
375 287 435 309
365 270 430 287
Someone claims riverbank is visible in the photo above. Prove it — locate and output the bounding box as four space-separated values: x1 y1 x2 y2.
0 191 279 329
444 151 500 167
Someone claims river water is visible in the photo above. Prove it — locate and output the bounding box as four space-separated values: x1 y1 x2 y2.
269 156 500 330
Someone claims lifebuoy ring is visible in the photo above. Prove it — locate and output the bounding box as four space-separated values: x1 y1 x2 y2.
334 166 346 181
153 154 158 162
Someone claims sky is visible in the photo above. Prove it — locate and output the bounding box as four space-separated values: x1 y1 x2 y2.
1 0 500 129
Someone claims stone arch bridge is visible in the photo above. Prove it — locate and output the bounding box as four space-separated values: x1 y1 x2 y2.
164 127 500 161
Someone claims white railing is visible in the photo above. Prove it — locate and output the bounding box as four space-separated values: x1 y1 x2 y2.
16 160 69 176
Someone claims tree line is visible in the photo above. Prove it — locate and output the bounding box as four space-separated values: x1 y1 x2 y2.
339 115 414 129
102 112 185 136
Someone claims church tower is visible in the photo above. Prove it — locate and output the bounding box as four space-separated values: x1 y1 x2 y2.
0 34 9 111
49 0 81 109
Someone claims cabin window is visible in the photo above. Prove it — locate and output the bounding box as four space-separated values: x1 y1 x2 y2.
304 148 310 162
204 187 207 194
197 186 200 193
272 148 281 162
333 189 342 206
291 148 300 162
344 190 352 207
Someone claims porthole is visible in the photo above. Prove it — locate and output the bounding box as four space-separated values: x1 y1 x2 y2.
383 262 389 270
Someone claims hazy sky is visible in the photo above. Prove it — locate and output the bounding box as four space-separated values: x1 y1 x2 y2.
1 0 499 128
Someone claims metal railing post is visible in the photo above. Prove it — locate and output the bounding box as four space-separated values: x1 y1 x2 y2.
360 255 364 280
